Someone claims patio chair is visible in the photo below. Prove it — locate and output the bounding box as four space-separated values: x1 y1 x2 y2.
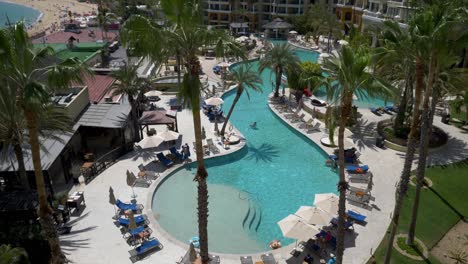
346 192 371 206
299 116 313 129
157 152 174 167
370 107 383 116
209 255 220 264
285 108 302 119
291 113 306 123
170 147 184 161
129 238 163 261
123 226 153 242
117 215 148 228
306 122 321 133
116 200 144 212
261 253 277 264
240 256 253 264
130 171 151 188
347 210 367 222
207 139 220 154
346 165 369 174
138 164 158 180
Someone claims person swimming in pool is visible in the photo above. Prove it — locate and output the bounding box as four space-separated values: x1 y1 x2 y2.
250 122 257 129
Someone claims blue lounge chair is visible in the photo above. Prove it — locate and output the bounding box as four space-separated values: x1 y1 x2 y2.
129 238 163 260
115 200 144 212
118 215 147 227
347 210 367 222
370 107 382 116
170 147 184 161
346 165 369 173
384 105 397 112
329 154 356 164
157 152 174 167
124 226 153 242
330 217 354 230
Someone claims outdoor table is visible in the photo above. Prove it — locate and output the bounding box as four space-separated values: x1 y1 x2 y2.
67 191 85 213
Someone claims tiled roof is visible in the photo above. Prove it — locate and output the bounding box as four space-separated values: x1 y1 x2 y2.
32 30 117 44
82 75 116 103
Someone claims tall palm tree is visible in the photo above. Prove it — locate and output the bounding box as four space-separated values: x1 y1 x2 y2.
220 64 262 136
382 7 437 263
0 23 90 264
121 1 244 262
259 43 300 98
407 3 468 245
322 45 393 264
110 64 147 142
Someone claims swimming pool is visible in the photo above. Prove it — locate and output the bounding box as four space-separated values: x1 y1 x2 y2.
152 60 338 254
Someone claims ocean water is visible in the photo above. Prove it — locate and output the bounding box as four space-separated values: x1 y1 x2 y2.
0 1 41 28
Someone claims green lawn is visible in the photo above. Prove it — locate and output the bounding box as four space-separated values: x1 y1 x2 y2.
370 160 468 264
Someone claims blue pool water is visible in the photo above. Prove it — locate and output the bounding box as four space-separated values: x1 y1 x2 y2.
152 59 338 254
0 1 41 28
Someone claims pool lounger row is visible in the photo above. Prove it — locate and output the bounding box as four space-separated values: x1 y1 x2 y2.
240 254 277 264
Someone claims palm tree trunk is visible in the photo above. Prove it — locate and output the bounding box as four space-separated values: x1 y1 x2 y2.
13 142 30 189
384 57 424 264
25 111 65 264
407 54 438 245
128 97 140 142
176 52 182 86
188 60 210 264
335 94 352 264
220 92 241 136
274 67 282 97
393 73 412 132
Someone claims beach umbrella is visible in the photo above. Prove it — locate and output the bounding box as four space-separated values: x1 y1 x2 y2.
313 193 339 217
144 90 162 97
205 97 224 106
109 186 117 216
202 127 206 139
126 170 137 199
319 53 330 58
338 39 349 46
127 210 137 230
189 243 197 262
136 135 164 149
289 30 298 34
295 206 331 226
158 130 180 142
278 214 321 242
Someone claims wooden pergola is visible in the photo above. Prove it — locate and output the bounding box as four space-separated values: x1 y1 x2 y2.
138 110 178 138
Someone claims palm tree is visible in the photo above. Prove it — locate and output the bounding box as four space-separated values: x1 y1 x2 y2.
220 64 262 136
259 43 300 98
407 3 468 245
0 23 90 264
110 64 147 142
0 244 29 264
121 1 244 262
322 45 393 264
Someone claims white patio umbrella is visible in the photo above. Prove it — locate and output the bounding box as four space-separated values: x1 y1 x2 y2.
144 90 162 97
205 97 224 106
136 135 164 149
235 36 248 42
278 214 321 242
313 193 339 217
338 39 349 46
295 206 331 226
158 130 180 142
319 53 330 58
218 62 230 68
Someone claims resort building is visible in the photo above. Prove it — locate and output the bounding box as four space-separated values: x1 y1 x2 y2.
203 0 314 33
334 0 414 30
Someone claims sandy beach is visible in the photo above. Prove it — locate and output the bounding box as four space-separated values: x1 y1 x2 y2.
5 0 97 35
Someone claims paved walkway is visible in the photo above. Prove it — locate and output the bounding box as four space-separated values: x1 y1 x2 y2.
63 54 468 263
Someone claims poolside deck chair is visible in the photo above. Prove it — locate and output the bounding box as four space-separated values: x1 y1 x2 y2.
240 256 253 264
384 105 397 113
261 253 277 264
123 226 153 242
346 192 371 206
207 139 220 154
129 238 163 261
118 215 148 228
138 164 158 180
157 152 174 167
116 199 144 212
369 107 383 116
285 108 302 119
170 147 184 161
347 171 372 183
130 171 151 188
347 210 367 222
209 255 220 264
346 165 369 174
306 122 321 133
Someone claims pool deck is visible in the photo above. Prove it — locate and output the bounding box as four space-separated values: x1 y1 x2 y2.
63 56 468 263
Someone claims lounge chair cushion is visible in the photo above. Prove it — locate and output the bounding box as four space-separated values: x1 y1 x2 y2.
136 239 162 254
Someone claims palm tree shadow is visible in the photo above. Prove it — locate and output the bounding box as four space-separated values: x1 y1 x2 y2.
59 212 94 253
427 185 466 221
349 118 379 151
245 143 279 163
